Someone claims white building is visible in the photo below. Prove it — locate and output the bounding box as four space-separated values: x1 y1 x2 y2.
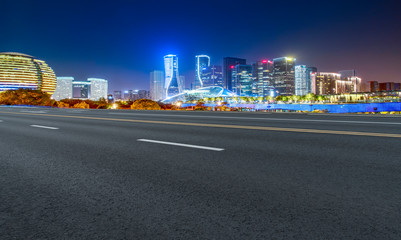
150 70 164 101
52 77 74 100
88 78 108 100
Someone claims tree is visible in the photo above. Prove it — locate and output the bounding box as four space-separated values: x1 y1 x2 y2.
305 93 317 102
130 99 161 110
0 89 55 106
73 102 90 109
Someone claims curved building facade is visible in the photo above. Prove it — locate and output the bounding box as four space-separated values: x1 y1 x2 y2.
0 52 57 94
164 54 181 97
162 86 236 103
195 55 210 89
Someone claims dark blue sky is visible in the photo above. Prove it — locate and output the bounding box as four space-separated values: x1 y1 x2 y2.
1 0 400 92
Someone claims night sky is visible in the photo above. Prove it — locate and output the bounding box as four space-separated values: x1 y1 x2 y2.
1 0 400 92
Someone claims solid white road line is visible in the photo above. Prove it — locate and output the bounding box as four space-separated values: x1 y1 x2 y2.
137 139 224 151
109 112 401 125
30 125 59 130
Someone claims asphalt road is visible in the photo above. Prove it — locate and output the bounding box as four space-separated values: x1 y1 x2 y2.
1 106 401 239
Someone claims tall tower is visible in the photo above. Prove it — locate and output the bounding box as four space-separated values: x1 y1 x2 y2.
150 70 164 101
195 55 210 89
164 54 180 97
272 57 296 96
223 57 246 91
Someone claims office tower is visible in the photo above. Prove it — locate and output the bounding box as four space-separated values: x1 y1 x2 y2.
113 90 122 100
88 78 108 100
72 80 91 99
53 77 74 100
272 57 296 96
124 90 133 100
253 60 273 96
150 70 164 101
232 65 253 96
223 57 246 91
202 65 223 87
295 66 317 96
195 55 210 89
179 75 185 92
164 54 181 97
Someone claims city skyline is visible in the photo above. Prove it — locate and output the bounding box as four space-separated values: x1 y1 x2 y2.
1 0 400 93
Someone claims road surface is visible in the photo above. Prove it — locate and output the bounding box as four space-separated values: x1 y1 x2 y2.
1 107 400 239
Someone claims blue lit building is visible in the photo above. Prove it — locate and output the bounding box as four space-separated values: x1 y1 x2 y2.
201 65 223 87
164 54 181 97
232 65 253 96
295 65 317 96
195 55 210 89
223 57 246 91
162 86 236 103
253 60 273 96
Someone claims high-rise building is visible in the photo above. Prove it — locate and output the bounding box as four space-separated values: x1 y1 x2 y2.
232 65 253 96
88 78 108 100
272 57 296 96
164 54 181 97
113 90 122 100
53 77 74 100
179 75 185 92
150 70 164 101
202 65 223 87
223 57 246 91
195 55 210 89
253 60 273 96
295 66 317 96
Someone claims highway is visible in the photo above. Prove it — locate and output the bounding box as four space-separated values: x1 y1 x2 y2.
1 107 401 239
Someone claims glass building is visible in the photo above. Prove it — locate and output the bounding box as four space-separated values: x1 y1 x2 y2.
113 90 122 100
195 55 210 89
0 52 57 94
53 77 74 100
164 54 181 97
232 65 253 96
223 57 246 91
272 57 296 96
295 65 317 96
201 65 223 87
88 78 108 100
253 60 273 96
150 70 164 101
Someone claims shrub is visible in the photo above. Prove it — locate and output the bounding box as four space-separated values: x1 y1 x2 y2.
130 99 161 110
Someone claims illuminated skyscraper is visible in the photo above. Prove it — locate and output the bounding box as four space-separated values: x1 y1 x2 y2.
295 65 317 96
195 55 210 89
202 65 223 87
253 60 273 96
150 70 164 101
113 90 122 100
88 78 108 100
272 57 296 96
53 77 74 100
164 54 181 97
223 57 246 91
232 65 253 96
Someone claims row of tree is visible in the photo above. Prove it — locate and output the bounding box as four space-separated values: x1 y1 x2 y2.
0 89 162 110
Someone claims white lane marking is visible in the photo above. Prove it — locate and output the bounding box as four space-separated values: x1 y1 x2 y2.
30 125 59 130
20 110 48 113
137 139 224 151
110 112 401 125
